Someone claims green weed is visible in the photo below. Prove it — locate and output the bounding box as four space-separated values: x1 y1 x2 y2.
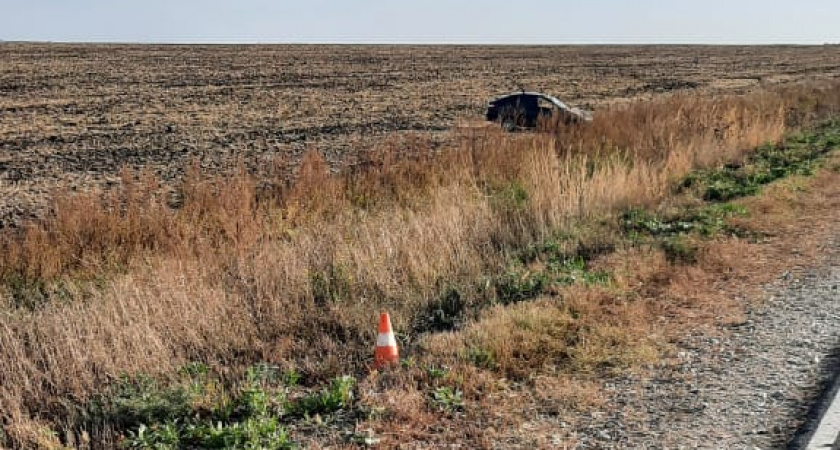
127 416 294 449
496 238 613 304
617 122 840 262
662 236 699 264
127 422 181 449
621 202 748 240
494 268 547 304
429 386 464 413
466 347 496 369
426 366 448 379
683 122 840 202
246 363 281 386
91 375 194 431
548 256 612 286
423 287 467 332
620 208 693 236
288 376 355 418
282 368 302 387
178 362 210 379
487 181 529 212
80 364 304 449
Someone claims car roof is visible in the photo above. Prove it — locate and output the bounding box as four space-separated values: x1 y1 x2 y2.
489 92 571 110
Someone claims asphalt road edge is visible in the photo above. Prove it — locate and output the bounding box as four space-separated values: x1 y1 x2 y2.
789 344 840 449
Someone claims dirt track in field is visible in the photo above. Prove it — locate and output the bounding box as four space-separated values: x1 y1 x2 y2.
1 44 840 226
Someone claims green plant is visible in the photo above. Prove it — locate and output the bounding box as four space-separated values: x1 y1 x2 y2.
466 347 496 369
621 208 694 236
429 386 464 413
282 368 301 387
662 236 699 264
495 268 547 304
424 286 467 332
548 256 611 286
209 396 236 422
684 130 833 202
621 201 749 244
426 366 448 379
400 357 417 369
127 422 181 449
116 373 294 448
234 385 271 418
246 363 281 385
178 362 209 379
288 376 355 418
92 375 194 430
182 416 292 449
126 416 294 450
688 203 748 237
488 181 529 212
81 368 298 449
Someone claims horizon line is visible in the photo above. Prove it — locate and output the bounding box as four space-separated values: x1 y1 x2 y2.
2 39 838 47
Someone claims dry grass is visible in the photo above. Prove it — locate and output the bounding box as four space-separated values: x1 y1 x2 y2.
5 44 840 229
2 80 840 447
422 293 659 379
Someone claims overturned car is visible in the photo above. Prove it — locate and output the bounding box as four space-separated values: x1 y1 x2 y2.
486 92 592 130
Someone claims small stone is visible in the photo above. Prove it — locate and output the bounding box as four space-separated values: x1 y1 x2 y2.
597 430 611 440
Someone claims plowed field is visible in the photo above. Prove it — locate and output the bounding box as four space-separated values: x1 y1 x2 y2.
2 44 839 225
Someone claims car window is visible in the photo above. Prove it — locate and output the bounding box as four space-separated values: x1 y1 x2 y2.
538 98 554 110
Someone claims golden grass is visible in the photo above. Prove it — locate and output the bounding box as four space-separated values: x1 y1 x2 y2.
2 80 840 446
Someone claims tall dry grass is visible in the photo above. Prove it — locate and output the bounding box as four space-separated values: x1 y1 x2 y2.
2 81 840 446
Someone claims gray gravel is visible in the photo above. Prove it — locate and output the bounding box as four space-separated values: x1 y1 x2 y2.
574 235 840 449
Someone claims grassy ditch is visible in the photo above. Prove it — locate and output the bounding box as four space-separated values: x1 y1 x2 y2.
81 363 353 449
2 84 840 448
57 121 840 448
95 121 840 446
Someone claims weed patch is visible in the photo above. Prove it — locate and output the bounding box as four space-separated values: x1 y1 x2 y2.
662 235 700 264
76 365 358 448
486 181 530 213
418 287 468 332
429 386 464 413
619 122 840 264
127 416 293 450
495 237 613 305
683 122 840 202
287 376 355 418
620 203 748 239
494 267 548 305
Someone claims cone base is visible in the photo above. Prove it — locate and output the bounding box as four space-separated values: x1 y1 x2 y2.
374 347 399 368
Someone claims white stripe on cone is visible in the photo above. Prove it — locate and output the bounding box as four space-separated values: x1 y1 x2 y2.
377 332 397 347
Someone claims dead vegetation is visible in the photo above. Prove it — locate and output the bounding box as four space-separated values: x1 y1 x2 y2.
2 43 840 226
1 75 839 447
2 42 840 447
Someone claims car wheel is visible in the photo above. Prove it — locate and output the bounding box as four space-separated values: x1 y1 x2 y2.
502 119 516 132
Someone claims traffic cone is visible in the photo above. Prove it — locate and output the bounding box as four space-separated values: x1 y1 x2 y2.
374 312 399 369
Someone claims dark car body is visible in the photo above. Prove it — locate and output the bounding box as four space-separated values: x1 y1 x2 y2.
485 92 592 130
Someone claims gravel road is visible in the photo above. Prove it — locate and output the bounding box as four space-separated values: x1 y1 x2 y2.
572 234 840 449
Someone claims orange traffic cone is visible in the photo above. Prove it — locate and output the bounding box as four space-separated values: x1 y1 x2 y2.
374 312 399 369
